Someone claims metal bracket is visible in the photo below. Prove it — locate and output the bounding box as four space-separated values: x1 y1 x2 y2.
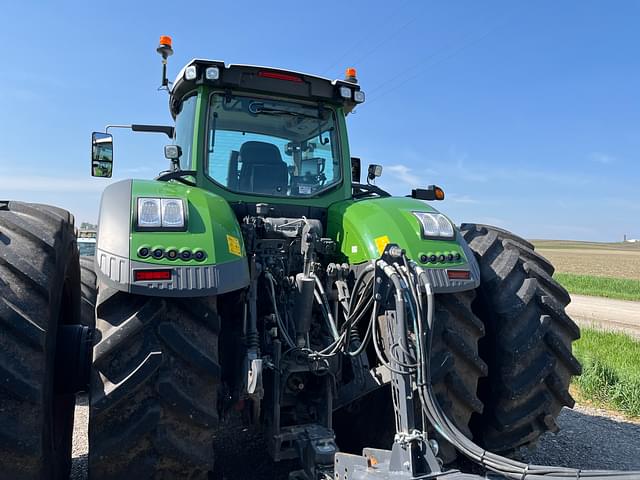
335 447 486 479
335 247 456 479
247 357 263 396
286 424 337 480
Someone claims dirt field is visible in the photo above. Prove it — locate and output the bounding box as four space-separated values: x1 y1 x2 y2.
532 240 640 280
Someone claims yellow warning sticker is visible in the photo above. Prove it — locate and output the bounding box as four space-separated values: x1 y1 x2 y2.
227 235 242 256
374 235 390 255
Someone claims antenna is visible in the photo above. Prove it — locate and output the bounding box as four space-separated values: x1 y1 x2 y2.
156 35 174 91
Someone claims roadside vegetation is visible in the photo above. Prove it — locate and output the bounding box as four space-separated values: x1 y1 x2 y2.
554 273 640 302
527 241 640 416
572 328 640 417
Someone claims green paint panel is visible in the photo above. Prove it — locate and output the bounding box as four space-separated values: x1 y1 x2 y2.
327 196 467 267
130 179 246 266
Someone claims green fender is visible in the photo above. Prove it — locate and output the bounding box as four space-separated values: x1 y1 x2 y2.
95 178 249 297
327 196 468 268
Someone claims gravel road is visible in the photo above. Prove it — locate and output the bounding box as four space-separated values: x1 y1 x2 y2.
567 294 640 338
71 400 640 479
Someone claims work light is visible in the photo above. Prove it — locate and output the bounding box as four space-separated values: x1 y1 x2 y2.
138 198 161 227
354 90 365 103
339 86 352 99
205 66 220 80
184 65 197 81
137 197 187 230
161 199 185 228
413 212 455 239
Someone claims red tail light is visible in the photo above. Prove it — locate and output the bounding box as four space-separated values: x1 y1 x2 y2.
258 71 303 83
134 269 172 281
447 270 471 280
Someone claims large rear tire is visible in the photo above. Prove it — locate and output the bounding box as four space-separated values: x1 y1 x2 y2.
460 224 582 454
79 256 96 328
0 201 80 479
333 290 487 463
88 286 221 479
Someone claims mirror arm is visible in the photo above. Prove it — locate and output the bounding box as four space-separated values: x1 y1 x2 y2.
105 124 175 138
132 124 175 138
105 124 132 133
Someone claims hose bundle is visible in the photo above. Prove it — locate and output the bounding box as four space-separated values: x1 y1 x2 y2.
374 252 640 480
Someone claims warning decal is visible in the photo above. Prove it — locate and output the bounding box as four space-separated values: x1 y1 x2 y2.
374 235 390 255
227 235 242 256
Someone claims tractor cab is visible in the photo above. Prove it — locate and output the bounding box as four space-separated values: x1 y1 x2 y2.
168 59 366 210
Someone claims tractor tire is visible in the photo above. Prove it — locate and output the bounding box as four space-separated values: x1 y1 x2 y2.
460 223 582 455
88 286 221 479
79 256 96 328
333 290 487 464
0 201 81 479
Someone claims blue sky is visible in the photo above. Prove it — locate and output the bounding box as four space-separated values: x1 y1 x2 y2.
1 1 638 241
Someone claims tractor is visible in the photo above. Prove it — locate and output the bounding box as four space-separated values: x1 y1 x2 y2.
1 36 599 480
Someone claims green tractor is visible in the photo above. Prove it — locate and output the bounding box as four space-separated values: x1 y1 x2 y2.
0 37 582 479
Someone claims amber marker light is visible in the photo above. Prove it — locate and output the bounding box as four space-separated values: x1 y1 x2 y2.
345 67 358 83
159 35 172 47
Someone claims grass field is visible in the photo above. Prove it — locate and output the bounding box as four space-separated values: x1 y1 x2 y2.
528 241 640 417
554 273 640 301
573 328 640 417
531 240 640 299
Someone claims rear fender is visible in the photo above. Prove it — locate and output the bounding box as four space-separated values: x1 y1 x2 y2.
95 179 249 297
327 196 479 293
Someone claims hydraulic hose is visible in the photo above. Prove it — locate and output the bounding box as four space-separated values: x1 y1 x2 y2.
411 269 640 480
316 265 376 357
265 272 296 349
314 286 340 341
314 276 337 330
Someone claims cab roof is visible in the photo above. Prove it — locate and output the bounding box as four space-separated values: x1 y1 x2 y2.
169 59 363 118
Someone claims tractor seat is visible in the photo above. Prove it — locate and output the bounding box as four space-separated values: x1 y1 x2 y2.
238 141 289 194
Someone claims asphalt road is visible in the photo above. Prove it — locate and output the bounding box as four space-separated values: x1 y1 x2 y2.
566 294 640 338
70 401 640 479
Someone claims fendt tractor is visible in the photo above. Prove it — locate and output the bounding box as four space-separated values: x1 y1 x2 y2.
1 36 637 480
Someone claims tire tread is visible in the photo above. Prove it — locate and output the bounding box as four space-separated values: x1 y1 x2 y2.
461 223 581 454
89 291 220 479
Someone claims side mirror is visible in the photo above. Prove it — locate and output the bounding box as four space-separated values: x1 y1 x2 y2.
367 164 383 181
351 157 361 183
91 132 113 178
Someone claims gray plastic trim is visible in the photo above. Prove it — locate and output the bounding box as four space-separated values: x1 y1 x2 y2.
96 249 130 286
423 265 478 294
96 180 132 259
129 257 249 296
96 247 249 297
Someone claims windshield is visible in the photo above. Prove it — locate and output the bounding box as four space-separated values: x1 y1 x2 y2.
206 93 342 197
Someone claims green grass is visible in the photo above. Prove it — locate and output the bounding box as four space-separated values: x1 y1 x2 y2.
573 329 640 417
554 272 640 301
